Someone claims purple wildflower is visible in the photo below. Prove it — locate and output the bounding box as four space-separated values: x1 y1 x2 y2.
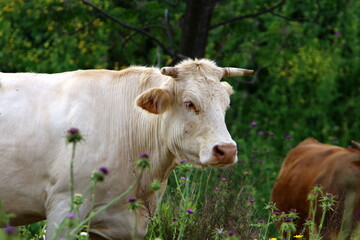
307 217 313 221
215 187 221 191
99 166 109 175
67 212 75 219
284 218 293 222
284 134 292 139
258 131 264 136
180 177 186 180
326 193 334 197
140 152 149 158
220 177 227 182
187 209 194 214
290 208 297 213
249 199 255 203
258 219 265 223
128 197 137 203
218 230 223 235
4 225 17 234
66 127 83 143
172 218 177 222
269 132 275 137
273 211 280 215
251 121 257 127
180 159 188 164
227 231 236 236
67 128 79 135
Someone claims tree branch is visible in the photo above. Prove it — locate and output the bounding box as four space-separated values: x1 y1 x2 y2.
270 0 321 22
81 0 175 57
209 0 286 30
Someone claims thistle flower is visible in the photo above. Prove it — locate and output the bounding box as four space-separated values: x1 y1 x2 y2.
66 127 84 144
150 179 161 191
283 134 292 139
74 193 84 205
4 225 17 235
67 212 75 219
99 166 109 175
187 209 194 214
127 197 143 211
249 199 255 204
326 192 333 197
180 159 188 164
251 121 257 127
91 168 108 182
140 152 149 159
136 157 151 169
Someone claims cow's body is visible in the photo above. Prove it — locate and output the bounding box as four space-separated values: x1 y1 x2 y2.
271 138 360 239
0 59 251 239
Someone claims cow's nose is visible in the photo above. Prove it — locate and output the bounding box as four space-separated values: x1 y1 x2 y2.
212 143 237 164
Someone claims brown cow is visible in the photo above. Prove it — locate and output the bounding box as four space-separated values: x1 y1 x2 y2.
271 137 360 239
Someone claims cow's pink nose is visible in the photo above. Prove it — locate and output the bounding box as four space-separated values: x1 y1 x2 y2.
213 143 237 164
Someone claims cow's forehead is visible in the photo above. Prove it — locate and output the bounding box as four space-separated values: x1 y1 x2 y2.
175 59 224 81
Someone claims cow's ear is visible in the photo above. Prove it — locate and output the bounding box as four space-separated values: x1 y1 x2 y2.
221 82 234 95
136 87 173 114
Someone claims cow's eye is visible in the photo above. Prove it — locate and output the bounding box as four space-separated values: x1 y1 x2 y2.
184 101 196 111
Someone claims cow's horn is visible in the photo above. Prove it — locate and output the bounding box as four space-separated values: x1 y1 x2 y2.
351 140 360 150
223 67 254 77
161 67 178 78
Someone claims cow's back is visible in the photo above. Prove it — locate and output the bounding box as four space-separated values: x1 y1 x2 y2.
0 69 159 226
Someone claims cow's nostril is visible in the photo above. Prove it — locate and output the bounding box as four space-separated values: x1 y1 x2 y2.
213 145 225 156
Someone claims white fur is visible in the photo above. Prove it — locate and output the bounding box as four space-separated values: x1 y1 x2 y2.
0 59 236 239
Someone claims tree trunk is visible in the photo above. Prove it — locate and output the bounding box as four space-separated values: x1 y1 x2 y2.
179 0 217 59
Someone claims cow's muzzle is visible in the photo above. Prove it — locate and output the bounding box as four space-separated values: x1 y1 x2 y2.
212 143 237 165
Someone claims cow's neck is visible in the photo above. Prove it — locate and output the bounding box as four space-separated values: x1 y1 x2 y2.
130 109 176 183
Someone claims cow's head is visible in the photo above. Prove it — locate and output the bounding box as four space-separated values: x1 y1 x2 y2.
136 59 253 168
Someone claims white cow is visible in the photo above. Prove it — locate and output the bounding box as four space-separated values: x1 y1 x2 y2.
0 59 252 239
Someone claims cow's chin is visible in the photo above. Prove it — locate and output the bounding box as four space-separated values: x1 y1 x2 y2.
199 157 238 169
208 162 233 168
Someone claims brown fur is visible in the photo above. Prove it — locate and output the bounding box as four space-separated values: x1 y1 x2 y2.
271 138 360 239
